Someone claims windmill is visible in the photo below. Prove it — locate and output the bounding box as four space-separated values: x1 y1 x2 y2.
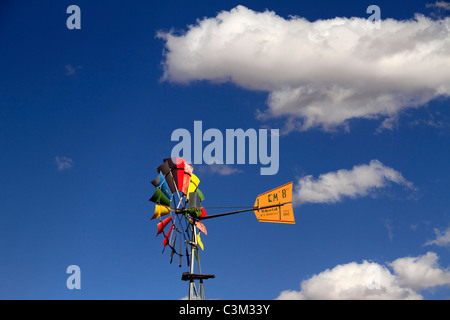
149 157 294 300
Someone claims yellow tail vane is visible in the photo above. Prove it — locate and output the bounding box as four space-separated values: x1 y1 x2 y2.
254 182 295 224
198 182 295 224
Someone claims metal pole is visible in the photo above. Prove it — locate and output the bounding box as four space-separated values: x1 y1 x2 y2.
188 226 196 300
198 203 289 220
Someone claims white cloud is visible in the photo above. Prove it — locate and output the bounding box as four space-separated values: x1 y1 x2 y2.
158 5 450 131
384 219 394 241
427 1 450 11
293 160 413 206
197 164 243 175
389 252 450 291
55 156 73 171
65 64 81 76
276 252 450 300
424 226 450 247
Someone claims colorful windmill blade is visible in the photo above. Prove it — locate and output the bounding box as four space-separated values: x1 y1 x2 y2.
157 216 172 236
182 163 193 195
171 158 192 195
162 157 180 192
149 188 171 207
151 172 172 200
151 204 171 220
156 160 177 194
150 158 207 266
186 174 199 201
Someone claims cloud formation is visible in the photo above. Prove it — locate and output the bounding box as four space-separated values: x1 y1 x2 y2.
65 64 81 76
197 164 243 175
55 156 73 171
293 160 413 206
276 252 450 300
424 226 450 247
158 5 450 131
389 252 450 291
427 1 450 11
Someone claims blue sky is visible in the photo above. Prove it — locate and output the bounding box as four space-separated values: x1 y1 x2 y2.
1 0 450 299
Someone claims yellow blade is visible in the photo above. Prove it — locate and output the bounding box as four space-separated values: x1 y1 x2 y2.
188 174 200 194
186 174 200 201
151 204 171 220
253 182 295 224
196 233 204 250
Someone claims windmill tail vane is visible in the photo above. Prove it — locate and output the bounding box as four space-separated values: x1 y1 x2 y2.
148 157 295 299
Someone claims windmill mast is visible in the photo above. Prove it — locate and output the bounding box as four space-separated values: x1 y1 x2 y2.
182 226 214 300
